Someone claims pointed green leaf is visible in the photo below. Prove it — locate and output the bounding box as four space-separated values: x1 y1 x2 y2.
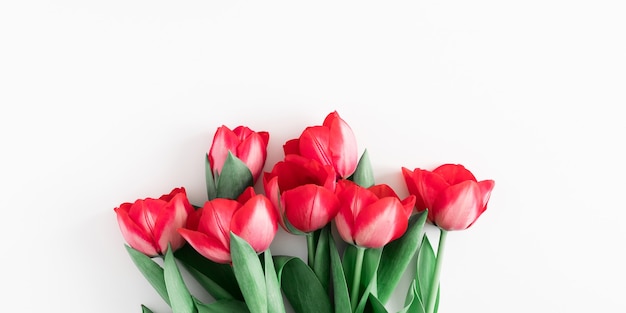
230 232 267 313
205 155 217 200
124 245 170 306
141 304 155 313
377 210 427 304
398 280 425 313
175 244 243 300
164 246 195 313
264 250 286 313
349 149 375 188
354 269 378 313
366 294 389 313
194 298 250 313
416 235 436 305
216 152 253 199
329 235 351 313
312 225 330 292
279 257 333 313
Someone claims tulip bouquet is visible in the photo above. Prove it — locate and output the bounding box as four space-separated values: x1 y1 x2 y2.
114 111 495 313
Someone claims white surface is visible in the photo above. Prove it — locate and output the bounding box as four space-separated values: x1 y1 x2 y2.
1 1 625 312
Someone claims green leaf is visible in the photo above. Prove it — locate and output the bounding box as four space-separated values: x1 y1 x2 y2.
164 246 195 313
312 225 330 292
216 152 253 199
397 280 425 313
349 149 375 188
278 257 333 313
329 235 351 313
141 304 155 313
194 298 250 313
342 244 358 295
354 269 378 313
416 235 436 306
230 232 267 313
205 155 217 200
175 244 243 300
183 265 234 301
124 245 170 306
376 210 428 304
365 294 388 313
264 250 286 313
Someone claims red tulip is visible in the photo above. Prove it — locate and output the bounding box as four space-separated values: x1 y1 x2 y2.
177 188 278 264
334 180 415 248
263 154 340 233
208 125 270 183
114 187 194 257
283 111 358 179
402 164 495 231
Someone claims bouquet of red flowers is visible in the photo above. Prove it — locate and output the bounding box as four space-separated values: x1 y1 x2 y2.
114 111 495 313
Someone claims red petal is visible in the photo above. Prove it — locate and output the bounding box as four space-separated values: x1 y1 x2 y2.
208 126 240 174
114 207 158 256
237 132 268 182
368 184 399 199
432 181 483 231
299 126 333 167
153 192 190 253
327 112 358 178
401 167 427 211
198 199 239 250
283 185 340 232
178 228 231 264
433 164 477 184
417 169 450 214
231 195 278 253
353 198 409 248
283 138 300 155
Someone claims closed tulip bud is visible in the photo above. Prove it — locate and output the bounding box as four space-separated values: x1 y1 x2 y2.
402 164 495 231
263 154 340 233
178 187 278 264
283 111 358 179
114 187 193 257
335 180 415 248
208 125 270 183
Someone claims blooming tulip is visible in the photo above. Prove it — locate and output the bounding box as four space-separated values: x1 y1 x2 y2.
263 154 340 233
208 125 270 183
283 111 358 179
177 188 278 264
402 164 495 231
114 187 194 257
335 180 416 248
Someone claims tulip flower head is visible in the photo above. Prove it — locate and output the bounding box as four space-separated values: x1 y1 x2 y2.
283 111 358 179
114 187 194 257
178 187 278 264
334 180 416 248
263 154 341 234
208 125 270 183
402 164 495 231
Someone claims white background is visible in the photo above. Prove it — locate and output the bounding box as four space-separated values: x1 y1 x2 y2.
1 1 625 312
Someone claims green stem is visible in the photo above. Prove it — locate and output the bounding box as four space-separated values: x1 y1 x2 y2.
306 233 315 266
426 229 448 313
350 246 365 312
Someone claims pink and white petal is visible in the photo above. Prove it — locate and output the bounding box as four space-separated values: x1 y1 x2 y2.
478 179 495 210
153 196 190 253
237 132 268 181
432 181 482 231
115 208 158 256
401 167 427 211
231 195 278 253
208 126 240 174
353 198 408 248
